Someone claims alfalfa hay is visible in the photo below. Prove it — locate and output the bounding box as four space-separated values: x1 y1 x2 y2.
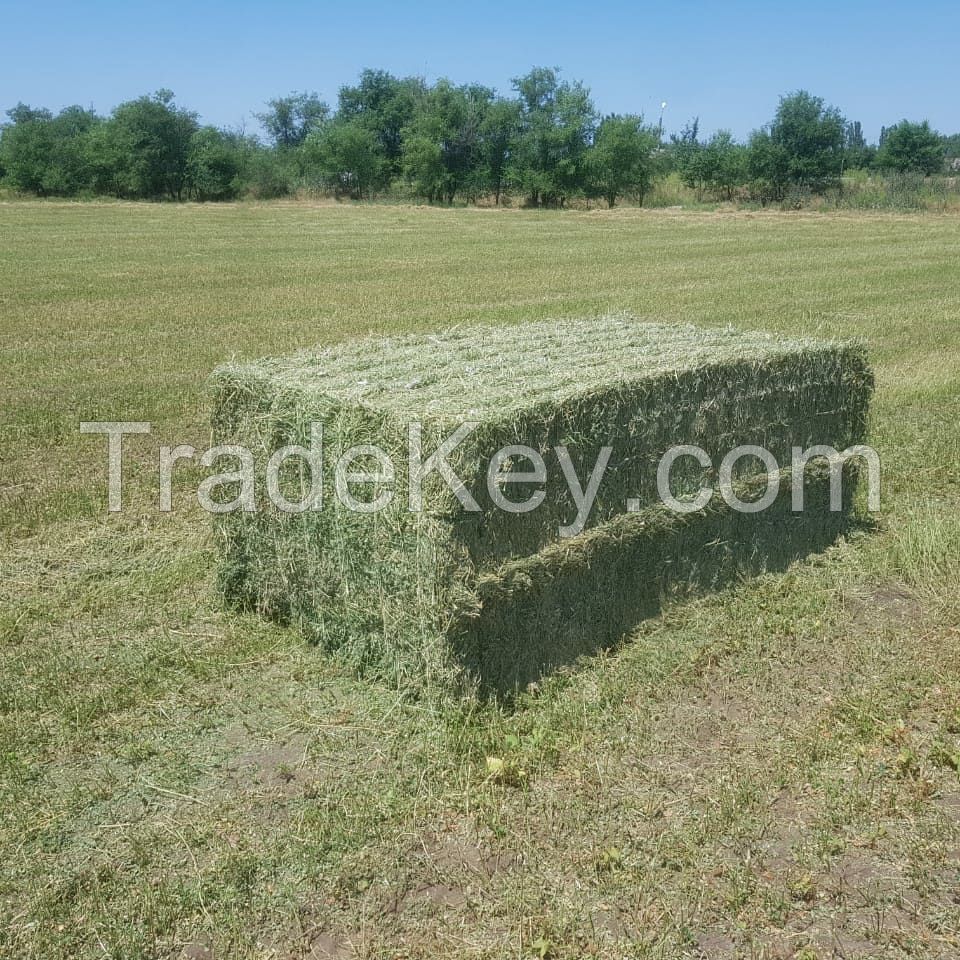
209 315 873 694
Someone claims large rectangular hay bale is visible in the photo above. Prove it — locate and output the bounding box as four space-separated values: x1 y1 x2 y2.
210 315 872 693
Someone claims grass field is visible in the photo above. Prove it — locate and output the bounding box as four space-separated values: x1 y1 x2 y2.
1 200 960 959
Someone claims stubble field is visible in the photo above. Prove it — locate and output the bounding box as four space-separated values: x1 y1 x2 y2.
1 200 959 958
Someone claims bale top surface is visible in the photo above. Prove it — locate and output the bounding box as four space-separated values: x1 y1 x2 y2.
217 315 847 421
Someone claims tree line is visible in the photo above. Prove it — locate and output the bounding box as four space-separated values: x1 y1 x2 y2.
1 68 956 206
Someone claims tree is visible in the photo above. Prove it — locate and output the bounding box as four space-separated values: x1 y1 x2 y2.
846 120 865 152
401 81 492 203
509 67 596 206
45 106 101 195
587 114 659 207
85 120 128 197
476 97 519 204
672 123 748 202
767 91 846 190
844 120 875 169
245 145 297 198
401 134 446 201
701 130 747 201
256 92 328 149
0 104 55 194
107 90 199 199
0 103 101 195
877 120 944 174
304 121 384 199
672 118 709 199
337 69 425 181
941 132 960 161
747 128 790 203
187 127 246 200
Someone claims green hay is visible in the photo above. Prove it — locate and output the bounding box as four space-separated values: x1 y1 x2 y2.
457 463 860 694
209 315 873 694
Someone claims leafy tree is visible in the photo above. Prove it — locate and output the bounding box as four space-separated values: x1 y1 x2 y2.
509 67 596 206
188 127 248 200
672 118 709 199
256 92 328 149
401 81 492 203
401 135 445 201
587 114 658 207
337 69 425 181
107 90 199 199
245 145 296 198
746 128 790 202
0 103 100 195
45 106 101 195
5 103 52 126
877 120 944 174
84 120 128 197
700 130 747 201
844 120 875 169
766 91 846 190
304 121 384 199
846 120 865 152
672 123 748 201
0 104 55 194
941 132 960 160
476 97 520 204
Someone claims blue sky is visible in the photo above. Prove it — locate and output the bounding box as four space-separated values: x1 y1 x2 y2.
1 0 957 141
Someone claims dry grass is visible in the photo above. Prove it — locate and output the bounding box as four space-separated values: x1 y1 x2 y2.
1 201 959 958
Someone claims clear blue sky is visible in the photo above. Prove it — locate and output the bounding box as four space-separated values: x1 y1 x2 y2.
1 0 957 142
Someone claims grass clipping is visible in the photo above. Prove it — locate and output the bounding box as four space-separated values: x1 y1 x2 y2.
210 315 873 695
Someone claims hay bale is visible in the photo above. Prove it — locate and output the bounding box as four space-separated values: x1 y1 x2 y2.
210 315 873 693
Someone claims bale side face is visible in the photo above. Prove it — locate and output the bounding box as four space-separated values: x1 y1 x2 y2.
445 345 871 564
453 463 861 694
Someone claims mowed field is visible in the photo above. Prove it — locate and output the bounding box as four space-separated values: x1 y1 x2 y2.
1 201 960 959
